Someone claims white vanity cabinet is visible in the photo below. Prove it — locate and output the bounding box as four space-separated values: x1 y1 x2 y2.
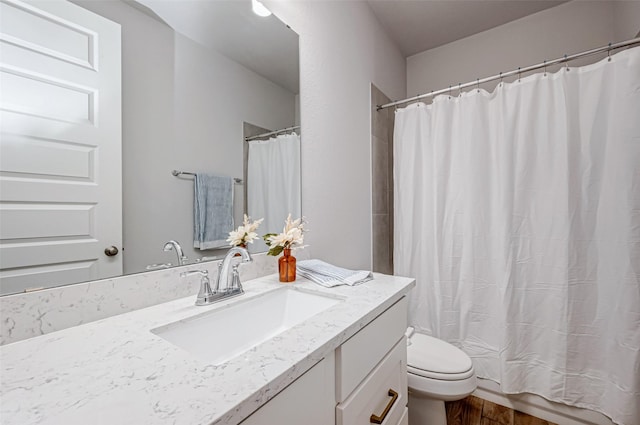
240 354 336 425
240 296 408 425
336 297 408 425
0 273 415 425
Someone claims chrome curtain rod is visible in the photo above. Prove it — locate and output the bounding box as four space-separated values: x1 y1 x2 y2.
245 125 300 141
171 170 243 184
378 36 640 111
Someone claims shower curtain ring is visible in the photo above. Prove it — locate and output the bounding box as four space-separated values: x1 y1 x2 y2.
458 82 462 97
518 67 521 82
476 79 480 93
565 54 569 71
544 60 547 77
448 85 452 99
608 42 612 62
499 72 503 87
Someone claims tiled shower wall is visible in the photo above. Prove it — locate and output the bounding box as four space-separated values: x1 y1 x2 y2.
371 84 394 274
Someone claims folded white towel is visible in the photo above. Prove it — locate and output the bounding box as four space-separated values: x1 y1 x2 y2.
296 259 373 288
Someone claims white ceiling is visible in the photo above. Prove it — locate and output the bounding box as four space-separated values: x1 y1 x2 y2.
129 0 568 92
367 0 568 57
133 0 300 94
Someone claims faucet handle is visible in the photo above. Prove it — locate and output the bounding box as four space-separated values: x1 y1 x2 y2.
180 269 208 278
180 269 217 306
229 264 244 293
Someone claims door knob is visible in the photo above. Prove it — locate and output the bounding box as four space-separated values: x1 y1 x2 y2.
104 246 119 257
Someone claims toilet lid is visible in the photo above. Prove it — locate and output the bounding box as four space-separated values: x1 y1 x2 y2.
407 333 473 376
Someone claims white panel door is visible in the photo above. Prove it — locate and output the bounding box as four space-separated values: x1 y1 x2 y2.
0 0 122 294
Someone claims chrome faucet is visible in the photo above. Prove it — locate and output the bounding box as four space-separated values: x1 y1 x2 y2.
163 240 188 265
181 246 252 306
181 269 215 306
216 246 253 294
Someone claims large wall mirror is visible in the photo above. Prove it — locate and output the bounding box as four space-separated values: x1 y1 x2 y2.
0 0 300 295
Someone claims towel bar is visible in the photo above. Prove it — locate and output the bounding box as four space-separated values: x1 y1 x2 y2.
171 170 243 184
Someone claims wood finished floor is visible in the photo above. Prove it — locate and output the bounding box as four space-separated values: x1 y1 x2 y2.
445 396 557 425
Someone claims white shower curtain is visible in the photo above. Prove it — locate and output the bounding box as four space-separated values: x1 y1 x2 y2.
394 47 640 425
247 132 301 249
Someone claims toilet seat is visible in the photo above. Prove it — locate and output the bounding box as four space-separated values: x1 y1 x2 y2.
406 330 478 419
408 364 474 381
407 332 474 381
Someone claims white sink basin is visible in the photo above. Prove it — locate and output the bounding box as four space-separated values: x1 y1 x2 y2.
152 287 342 365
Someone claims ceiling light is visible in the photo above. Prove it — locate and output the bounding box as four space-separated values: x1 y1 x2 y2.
252 0 271 17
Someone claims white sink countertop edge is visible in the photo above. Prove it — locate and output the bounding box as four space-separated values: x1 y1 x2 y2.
0 273 415 425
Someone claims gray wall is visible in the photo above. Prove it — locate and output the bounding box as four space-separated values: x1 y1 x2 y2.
73 1 296 273
407 1 640 97
264 1 407 270
613 1 640 41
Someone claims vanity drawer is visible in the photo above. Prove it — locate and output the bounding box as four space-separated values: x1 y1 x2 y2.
336 296 407 401
397 407 408 425
336 336 407 425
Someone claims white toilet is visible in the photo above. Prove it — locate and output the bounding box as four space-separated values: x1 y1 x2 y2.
406 328 477 425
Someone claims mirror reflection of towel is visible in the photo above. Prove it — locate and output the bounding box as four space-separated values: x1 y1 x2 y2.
194 173 234 250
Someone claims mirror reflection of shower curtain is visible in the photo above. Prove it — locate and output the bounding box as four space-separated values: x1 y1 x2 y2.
247 133 301 252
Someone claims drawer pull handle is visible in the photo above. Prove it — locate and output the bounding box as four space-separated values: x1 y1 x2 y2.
370 389 399 424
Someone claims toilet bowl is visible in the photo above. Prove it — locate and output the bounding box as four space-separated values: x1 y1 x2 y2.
406 328 477 425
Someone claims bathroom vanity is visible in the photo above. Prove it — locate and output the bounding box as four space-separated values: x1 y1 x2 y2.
0 273 414 425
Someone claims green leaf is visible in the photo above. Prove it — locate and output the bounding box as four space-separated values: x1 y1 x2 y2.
267 245 284 256
262 233 277 246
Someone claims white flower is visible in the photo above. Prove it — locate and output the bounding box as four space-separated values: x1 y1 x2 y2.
227 216 264 247
244 231 259 244
226 228 245 246
264 214 307 255
243 214 263 233
268 232 289 247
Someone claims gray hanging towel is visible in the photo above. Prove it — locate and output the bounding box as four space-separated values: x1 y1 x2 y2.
193 173 234 250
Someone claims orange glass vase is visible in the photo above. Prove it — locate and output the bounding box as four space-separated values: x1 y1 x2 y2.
278 248 296 283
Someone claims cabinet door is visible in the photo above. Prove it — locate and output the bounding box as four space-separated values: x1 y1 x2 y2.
397 407 408 425
337 338 407 425
241 354 335 425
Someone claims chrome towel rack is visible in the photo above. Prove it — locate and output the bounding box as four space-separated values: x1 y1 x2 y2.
171 170 243 184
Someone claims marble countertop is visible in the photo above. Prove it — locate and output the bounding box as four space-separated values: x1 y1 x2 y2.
1 273 414 425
